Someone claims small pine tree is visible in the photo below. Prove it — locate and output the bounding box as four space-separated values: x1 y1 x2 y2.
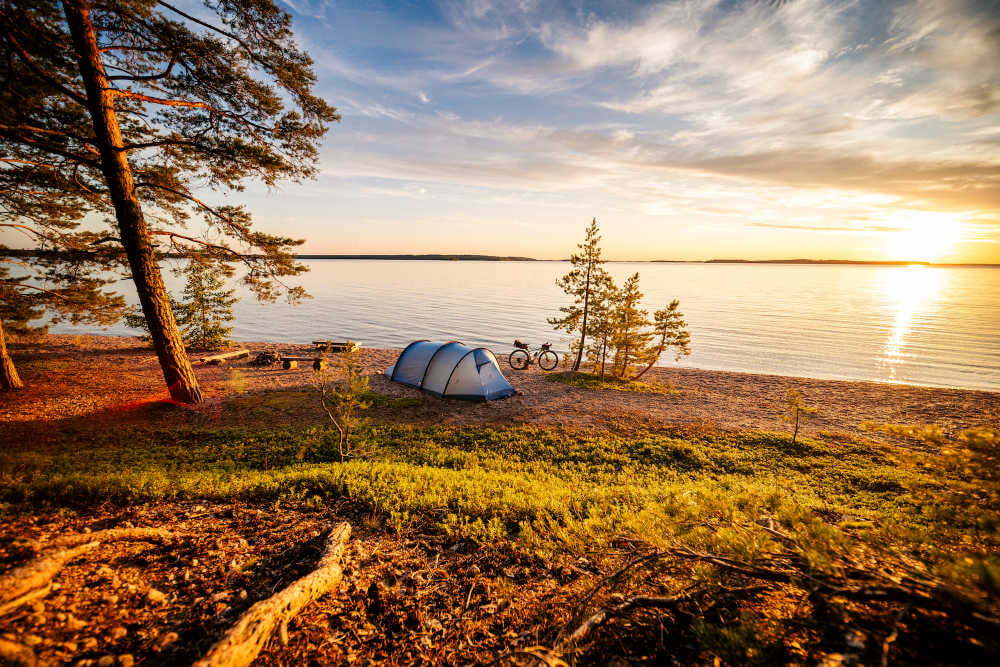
549 218 611 372
313 342 371 463
632 299 691 381
611 273 653 379
782 388 817 445
125 261 238 351
584 275 619 378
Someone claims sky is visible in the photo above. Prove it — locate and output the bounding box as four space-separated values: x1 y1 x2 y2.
11 0 1000 262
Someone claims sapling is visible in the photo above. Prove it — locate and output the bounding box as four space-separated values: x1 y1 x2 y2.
782 388 817 445
313 342 371 463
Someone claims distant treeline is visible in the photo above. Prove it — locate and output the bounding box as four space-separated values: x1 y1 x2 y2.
294 254 539 261
701 259 1000 267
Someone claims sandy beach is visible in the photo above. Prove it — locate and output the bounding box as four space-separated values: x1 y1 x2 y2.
2 335 996 444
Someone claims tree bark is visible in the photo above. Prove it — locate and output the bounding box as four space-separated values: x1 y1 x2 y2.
573 264 591 372
62 0 202 404
631 337 665 382
0 318 24 391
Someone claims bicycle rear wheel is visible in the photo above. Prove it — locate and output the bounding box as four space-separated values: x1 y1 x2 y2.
538 350 559 371
508 349 529 370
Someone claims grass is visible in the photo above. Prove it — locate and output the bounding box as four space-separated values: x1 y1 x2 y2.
2 407 998 662
3 420 995 561
546 371 679 394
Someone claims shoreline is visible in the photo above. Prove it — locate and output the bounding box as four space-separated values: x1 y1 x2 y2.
2 335 996 442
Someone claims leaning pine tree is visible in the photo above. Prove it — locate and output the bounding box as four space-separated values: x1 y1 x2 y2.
0 0 338 402
631 299 691 381
549 218 609 372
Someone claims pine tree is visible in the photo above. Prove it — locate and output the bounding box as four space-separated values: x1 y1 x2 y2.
125 259 238 351
1 258 124 390
583 275 618 378
1 0 338 403
632 299 691 381
549 218 610 372
611 272 653 379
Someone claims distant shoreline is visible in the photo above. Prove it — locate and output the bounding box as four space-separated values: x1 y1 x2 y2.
4 248 997 267
294 254 999 267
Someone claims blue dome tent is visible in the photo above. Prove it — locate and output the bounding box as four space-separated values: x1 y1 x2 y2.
385 341 516 401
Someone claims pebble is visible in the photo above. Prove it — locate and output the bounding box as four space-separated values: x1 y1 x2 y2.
147 588 167 604
23 634 42 647
97 655 115 667
157 632 178 649
102 594 119 605
81 637 99 651
67 614 88 630
109 626 128 641
75 660 95 667
118 655 135 667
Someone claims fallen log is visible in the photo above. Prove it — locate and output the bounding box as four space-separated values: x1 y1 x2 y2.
200 349 250 365
0 527 176 614
192 522 352 667
313 341 360 353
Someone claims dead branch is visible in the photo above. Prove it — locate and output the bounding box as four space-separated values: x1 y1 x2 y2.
560 594 685 650
191 522 352 667
0 527 177 614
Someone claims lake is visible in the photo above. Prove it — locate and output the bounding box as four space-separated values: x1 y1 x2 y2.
51 260 1000 392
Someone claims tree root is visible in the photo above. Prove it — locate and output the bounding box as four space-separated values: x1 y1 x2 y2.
0 637 37 667
191 522 352 667
560 594 685 650
0 527 177 614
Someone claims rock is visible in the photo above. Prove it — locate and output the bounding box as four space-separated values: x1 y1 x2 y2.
30 601 45 613
238 589 248 600
67 613 87 631
23 634 42 647
426 619 444 633
109 626 127 641
97 655 115 667
81 637 99 651
75 660 96 667
118 655 134 667
146 588 167 604
156 632 178 650
102 594 119 605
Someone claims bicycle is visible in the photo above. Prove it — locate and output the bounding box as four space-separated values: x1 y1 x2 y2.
508 340 559 371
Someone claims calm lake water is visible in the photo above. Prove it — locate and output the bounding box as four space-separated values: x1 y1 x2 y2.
52 260 1000 392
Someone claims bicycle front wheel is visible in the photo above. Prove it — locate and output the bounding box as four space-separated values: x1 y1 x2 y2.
508 349 529 370
538 350 559 371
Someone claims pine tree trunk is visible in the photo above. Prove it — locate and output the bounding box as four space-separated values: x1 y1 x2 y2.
632 337 665 382
62 0 202 404
0 318 24 391
573 265 591 372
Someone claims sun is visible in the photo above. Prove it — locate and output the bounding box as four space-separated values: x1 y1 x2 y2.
885 213 963 263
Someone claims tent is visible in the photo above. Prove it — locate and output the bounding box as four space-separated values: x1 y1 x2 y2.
385 340 516 401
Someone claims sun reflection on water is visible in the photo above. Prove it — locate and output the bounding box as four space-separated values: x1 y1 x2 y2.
879 266 945 381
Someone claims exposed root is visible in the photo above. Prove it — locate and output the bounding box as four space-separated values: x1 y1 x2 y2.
561 594 684 650
0 527 177 614
191 522 352 667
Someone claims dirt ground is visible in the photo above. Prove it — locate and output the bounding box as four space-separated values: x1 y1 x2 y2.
1 335 998 665
0 501 589 666
2 335 996 442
